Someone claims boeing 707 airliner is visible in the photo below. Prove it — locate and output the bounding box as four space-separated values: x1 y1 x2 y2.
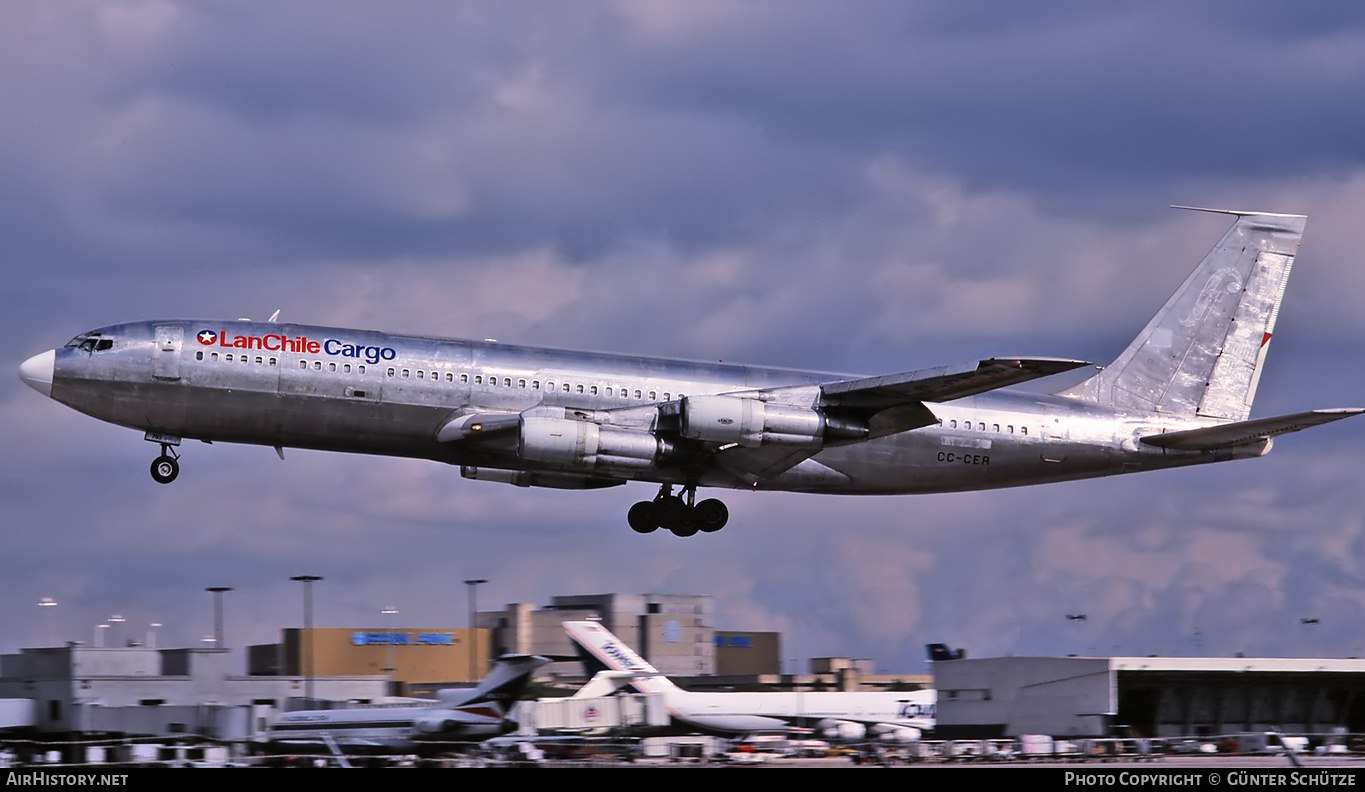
18 208 1362 535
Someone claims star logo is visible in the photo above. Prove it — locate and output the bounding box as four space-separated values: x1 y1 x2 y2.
197 330 218 345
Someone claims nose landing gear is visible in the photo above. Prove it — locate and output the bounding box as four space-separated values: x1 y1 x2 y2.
150 445 180 484
145 434 182 484
627 485 729 536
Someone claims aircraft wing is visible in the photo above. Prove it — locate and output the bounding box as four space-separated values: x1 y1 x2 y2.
436 358 1089 486
818 357 1091 410
712 358 1089 485
1138 408 1365 451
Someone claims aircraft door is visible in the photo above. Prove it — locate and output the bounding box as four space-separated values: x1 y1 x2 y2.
1040 419 1069 463
153 326 183 381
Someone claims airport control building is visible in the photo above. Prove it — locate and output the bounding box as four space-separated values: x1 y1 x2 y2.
478 593 721 677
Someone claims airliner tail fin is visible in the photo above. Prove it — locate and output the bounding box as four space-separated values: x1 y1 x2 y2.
1059 208 1306 421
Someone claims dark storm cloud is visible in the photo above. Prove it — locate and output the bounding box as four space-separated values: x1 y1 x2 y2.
2 1 1365 672
598 2 1365 206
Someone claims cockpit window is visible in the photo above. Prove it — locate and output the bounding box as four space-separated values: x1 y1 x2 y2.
65 333 114 352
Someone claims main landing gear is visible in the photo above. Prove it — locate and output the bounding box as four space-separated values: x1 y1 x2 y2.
150 444 179 484
628 485 728 537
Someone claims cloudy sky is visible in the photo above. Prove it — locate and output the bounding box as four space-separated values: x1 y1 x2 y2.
4 1 1365 674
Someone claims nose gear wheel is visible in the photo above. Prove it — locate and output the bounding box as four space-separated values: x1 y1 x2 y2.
150 444 180 484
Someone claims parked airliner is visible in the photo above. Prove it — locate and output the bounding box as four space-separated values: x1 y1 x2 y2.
18 208 1361 535
267 653 551 754
564 620 935 742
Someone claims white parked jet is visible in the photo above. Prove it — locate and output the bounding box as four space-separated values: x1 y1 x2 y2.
564 620 935 742
266 653 552 753
18 208 1361 535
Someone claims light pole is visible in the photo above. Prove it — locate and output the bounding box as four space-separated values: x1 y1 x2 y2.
206 587 233 649
1065 613 1088 655
463 579 487 683
291 576 323 703
381 606 399 693
38 598 57 647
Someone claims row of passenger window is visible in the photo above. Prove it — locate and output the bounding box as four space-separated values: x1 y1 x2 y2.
269 356 681 402
196 350 280 367
197 350 680 403
379 366 680 401
190 352 1021 422
194 350 372 376
947 418 1028 435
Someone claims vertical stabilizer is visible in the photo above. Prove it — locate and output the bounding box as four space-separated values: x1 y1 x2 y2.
563 621 680 696
437 654 552 715
1058 208 1306 421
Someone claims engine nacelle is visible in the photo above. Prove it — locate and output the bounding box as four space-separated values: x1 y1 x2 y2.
872 725 921 743
460 466 624 490
412 715 456 734
518 416 667 471
680 395 828 447
818 719 866 741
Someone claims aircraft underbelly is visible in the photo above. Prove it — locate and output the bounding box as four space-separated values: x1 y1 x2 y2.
56 377 458 459
802 431 1129 495
680 713 789 735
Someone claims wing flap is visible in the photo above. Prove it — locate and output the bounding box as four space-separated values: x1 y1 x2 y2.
1139 408 1364 451
820 357 1090 409
712 446 852 488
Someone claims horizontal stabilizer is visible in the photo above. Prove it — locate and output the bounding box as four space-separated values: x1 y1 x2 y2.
1139 408 1364 451
821 358 1089 409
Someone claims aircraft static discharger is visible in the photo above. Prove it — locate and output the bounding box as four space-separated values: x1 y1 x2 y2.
18 208 1363 536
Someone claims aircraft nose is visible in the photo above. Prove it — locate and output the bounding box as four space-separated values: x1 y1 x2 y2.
18 349 55 397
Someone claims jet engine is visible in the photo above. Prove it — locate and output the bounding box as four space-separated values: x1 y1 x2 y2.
518 416 670 471
872 725 921 743
459 466 624 489
680 395 864 447
412 715 458 734
818 719 866 741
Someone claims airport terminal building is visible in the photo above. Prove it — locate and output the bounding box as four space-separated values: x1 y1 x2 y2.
8 588 1365 748
0 645 386 741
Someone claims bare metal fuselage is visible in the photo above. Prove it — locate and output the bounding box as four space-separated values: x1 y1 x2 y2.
48 319 1244 496
22 210 1361 534
267 704 507 751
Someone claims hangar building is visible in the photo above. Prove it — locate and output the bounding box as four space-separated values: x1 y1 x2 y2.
933 654 1365 739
